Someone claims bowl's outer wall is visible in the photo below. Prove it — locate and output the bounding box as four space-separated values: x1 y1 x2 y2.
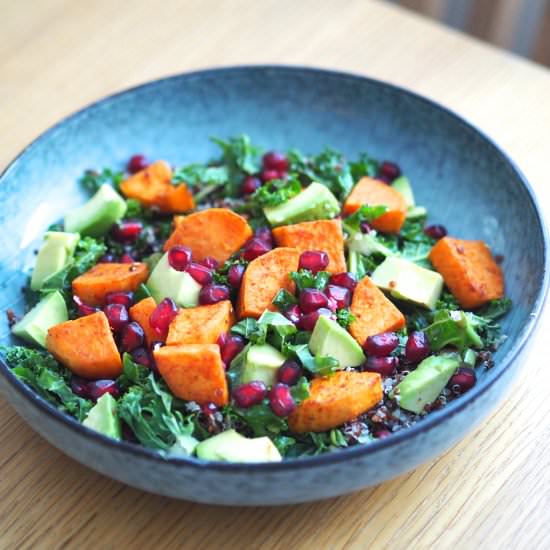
0 67 546 505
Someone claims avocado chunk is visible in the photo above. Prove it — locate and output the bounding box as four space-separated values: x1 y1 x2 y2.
146 252 202 307
391 353 460 414
406 206 427 220
463 348 478 367
347 231 397 258
82 393 121 440
371 256 443 310
309 315 365 368
195 429 282 463
64 184 127 237
12 291 68 348
242 343 286 386
30 231 80 291
263 182 340 227
391 176 415 208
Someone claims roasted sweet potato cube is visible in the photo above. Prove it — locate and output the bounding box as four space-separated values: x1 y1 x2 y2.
46 312 122 379
154 344 228 406
349 276 405 344
288 371 382 433
343 177 407 233
129 297 158 346
166 300 234 346
429 237 504 309
72 262 149 306
237 247 301 319
163 208 253 263
272 219 346 273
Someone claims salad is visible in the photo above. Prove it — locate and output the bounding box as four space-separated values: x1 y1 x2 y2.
2 135 510 462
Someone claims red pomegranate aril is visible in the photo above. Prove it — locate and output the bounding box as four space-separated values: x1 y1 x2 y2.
448 367 477 393
269 383 296 417
202 402 218 416
149 298 178 338
329 272 357 292
98 254 116 263
277 359 303 386
220 334 245 366
70 376 90 398
199 284 230 305
263 151 289 172
103 303 129 332
186 262 213 285
120 253 134 264
424 224 448 240
297 308 332 331
89 379 119 401
378 161 401 182
216 332 228 349
128 154 148 174
111 220 143 243
363 356 399 377
105 291 134 308
255 226 274 246
374 430 392 439
73 295 99 317
325 284 351 309
363 332 399 357
131 347 152 369
375 173 392 184
326 296 338 312
227 263 246 288
200 256 219 270
284 304 302 325
119 321 145 352
233 381 268 408
260 169 280 182
242 237 271 261
299 288 328 313
298 250 329 273
241 175 261 195
405 331 431 363
168 246 192 271
360 221 373 234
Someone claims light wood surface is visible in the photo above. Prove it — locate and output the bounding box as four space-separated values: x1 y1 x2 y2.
1 1 549 548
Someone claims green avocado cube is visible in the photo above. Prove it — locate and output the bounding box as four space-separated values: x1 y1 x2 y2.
241 343 286 387
82 393 121 440
391 176 415 208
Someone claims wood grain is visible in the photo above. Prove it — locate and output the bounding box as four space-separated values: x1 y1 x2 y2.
1 0 549 548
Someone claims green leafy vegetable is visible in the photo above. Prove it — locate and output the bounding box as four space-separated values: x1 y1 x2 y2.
342 205 389 234
475 298 512 320
80 168 124 193
284 343 339 375
172 164 229 186
250 177 301 207
424 310 483 352
289 269 330 292
272 289 298 310
211 135 262 175
336 308 355 329
350 153 379 181
233 400 288 437
213 257 248 286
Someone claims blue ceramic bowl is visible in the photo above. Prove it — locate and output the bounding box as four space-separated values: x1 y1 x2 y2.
0 66 547 505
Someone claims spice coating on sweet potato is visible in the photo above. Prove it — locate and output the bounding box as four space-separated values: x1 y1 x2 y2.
166 300 234 346
272 219 346 273
342 177 407 233
154 344 228 406
72 262 149 306
237 247 301 319
429 237 504 309
46 312 122 379
163 208 253 263
129 297 158 346
349 276 405 344
288 371 382 433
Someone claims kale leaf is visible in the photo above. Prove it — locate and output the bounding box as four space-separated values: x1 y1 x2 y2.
289 269 330 292
251 177 301 207
336 308 356 329
80 168 124 193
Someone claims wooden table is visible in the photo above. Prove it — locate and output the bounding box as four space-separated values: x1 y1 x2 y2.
1 0 549 548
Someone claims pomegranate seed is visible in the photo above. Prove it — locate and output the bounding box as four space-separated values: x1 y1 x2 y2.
131 347 152 369
216 332 228 349
242 237 271 261
325 285 351 309
241 175 261 195
329 272 357 292
89 379 119 401
405 331 431 363
73 295 99 317
277 359 303 386
119 321 144 352
232 381 268 408
105 291 134 308
199 284 230 305
374 430 392 439
103 303 129 332
260 169 280 182
326 296 338 312
111 220 142 243
200 256 219 270
186 262 212 285
378 161 401 182
128 154 148 174
376 174 392 184
220 334 245 365
424 224 448 240
70 376 90 398
363 332 399 357
360 221 372 234
120 253 134 263
227 264 245 288
363 356 399 377
262 151 289 172
299 288 328 313
284 304 302 325
278 171 288 180
202 402 218 416
297 308 332 331
298 250 329 273
255 226 274 246
269 383 296 417
448 367 477 393
98 254 116 263
149 298 178 339
168 246 192 271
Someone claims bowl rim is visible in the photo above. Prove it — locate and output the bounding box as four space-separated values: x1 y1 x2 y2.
1 64 548 473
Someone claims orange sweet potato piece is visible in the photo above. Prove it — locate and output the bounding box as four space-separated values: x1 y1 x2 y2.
72 262 149 306
288 371 382 433
163 208 253 263
272 219 346 273
429 237 504 309
342 177 407 233
120 160 194 213
46 312 122 379
154 344 228 406
237 247 301 319
166 300 234 346
129 297 159 346
349 276 405 344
